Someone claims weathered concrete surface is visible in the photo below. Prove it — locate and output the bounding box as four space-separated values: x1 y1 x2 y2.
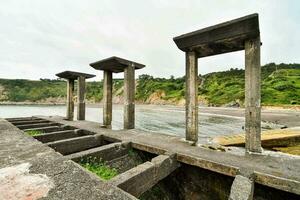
10 119 49 126
109 154 180 197
0 118 138 200
103 70 113 127
16 122 60 130
66 79 74 121
0 163 54 200
65 142 129 162
185 51 198 143
229 174 254 200
245 36 262 153
47 135 104 155
33 129 81 143
39 116 300 196
23 125 60 132
173 14 259 57
124 65 135 129
77 76 86 120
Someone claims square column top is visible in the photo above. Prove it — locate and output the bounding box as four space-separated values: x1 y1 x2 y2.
89 56 145 73
56 71 96 80
173 13 260 58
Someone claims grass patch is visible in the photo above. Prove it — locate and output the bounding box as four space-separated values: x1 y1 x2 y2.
25 130 44 136
79 157 118 180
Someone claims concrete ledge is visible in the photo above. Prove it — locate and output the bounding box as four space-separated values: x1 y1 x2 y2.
109 154 180 197
23 126 62 133
33 129 80 143
16 122 60 130
0 118 138 200
65 142 129 162
10 119 49 126
47 135 103 155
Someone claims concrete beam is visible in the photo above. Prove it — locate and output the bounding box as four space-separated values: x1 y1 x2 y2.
47 135 103 155
103 70 113 127
5 117 40 122
16 122 59 130
23 126 62 133
124 64 135 129
10 119 49 126
66 79 75 121
185 51 198 144
245 36 262 153
33 129 80 143
109 154 180 197
229 171 254 200
65 142 129 162
77 76 86 120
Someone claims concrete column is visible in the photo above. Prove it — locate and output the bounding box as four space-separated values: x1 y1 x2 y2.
245 36 262 153
124 64 135 129
77 76 86 120
103 70 112 127
66 79 75 120
185 51 198 143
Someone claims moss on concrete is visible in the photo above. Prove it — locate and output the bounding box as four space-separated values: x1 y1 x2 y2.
25 130 44 136
79 157 118 180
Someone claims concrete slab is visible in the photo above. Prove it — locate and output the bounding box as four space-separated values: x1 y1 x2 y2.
38 115 300 195
0 118 138 200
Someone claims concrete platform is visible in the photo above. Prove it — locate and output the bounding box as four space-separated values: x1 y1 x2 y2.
1 115 300 199
36 115 300 195
0 118 137 200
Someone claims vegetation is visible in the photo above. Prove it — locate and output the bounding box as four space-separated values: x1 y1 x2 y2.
79 157 118 180
0 63 299 106
25 130 44 136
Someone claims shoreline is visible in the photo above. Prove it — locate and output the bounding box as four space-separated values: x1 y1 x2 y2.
1 101 299 110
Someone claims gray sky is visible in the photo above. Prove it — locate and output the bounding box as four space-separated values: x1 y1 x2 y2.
0 0 299 80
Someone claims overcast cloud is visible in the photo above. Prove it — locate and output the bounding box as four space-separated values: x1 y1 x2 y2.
0 0 299 80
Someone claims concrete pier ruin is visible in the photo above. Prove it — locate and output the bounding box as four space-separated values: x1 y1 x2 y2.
90 56 145 129
1 116 299 199
1 14 299 200
174 13 262 153
56 71 95 121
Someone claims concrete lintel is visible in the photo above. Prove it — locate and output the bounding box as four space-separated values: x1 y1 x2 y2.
229 174 254 200
33 130 79 143
47 135 102 155
16 122 60 130
109 154 180 197
65 142 130 162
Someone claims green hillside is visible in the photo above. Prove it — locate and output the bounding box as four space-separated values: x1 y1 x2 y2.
0 63 299 106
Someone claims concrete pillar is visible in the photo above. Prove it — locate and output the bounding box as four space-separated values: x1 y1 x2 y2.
185 51 198 143
124 64 135 129
245 36 262 153
77 76 86 120
103 70 112 127
66 79 74 120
